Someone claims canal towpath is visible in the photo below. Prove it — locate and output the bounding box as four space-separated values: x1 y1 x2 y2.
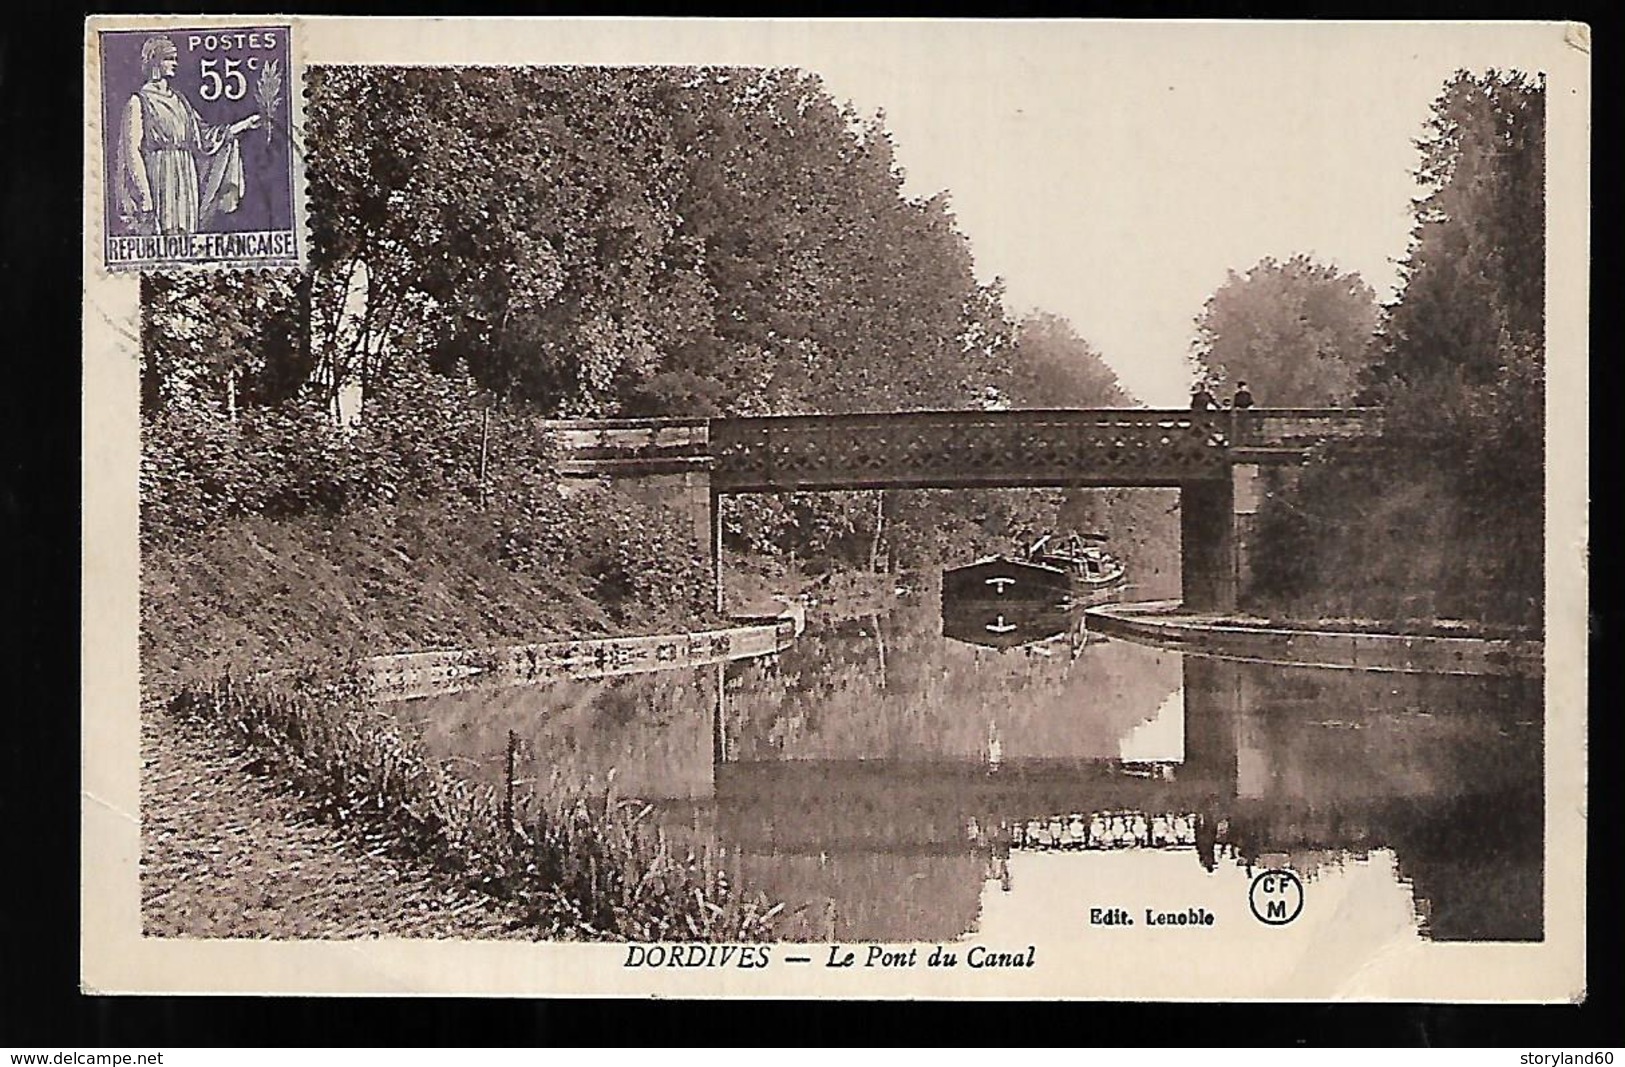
1084 600 1542 676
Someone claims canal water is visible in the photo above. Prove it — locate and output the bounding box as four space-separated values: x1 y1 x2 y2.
390 594 1543 944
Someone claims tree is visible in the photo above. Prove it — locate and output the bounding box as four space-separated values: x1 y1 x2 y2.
300 66 1011 428
1372 70 1545 627
1003 312 1129 409
1374 70 1544 396
139 272 307 419
1372 71 1545 496
305 66 711 418
1246 71 1546 628
1192 255 1380 407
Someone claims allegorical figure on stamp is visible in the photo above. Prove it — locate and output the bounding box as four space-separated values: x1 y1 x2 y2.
115 34 262 236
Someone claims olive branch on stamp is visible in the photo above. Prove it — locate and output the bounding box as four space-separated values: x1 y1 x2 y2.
254 57 282 148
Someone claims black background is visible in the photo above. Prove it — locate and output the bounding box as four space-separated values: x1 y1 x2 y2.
3 0 1617 1047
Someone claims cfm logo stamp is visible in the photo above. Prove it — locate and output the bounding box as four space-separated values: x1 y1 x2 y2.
1248 869 1305 926
99 26 300 271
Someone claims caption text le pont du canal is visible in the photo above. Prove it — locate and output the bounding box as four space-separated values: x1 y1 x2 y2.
623 944 1037 969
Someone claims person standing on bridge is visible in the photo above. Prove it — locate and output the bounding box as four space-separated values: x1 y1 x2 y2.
1231 381 1256 409
1190 382 1218 410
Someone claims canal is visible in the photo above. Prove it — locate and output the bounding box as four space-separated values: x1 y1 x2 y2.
388 593 1543 945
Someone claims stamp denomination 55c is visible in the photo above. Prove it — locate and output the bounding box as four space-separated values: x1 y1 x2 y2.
98 25 300 271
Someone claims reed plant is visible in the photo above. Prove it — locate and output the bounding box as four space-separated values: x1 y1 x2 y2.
167 664 784 941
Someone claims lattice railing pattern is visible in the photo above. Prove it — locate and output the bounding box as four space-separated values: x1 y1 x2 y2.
1003 809 1200 851
711 410 1236 491
544 409 1383 490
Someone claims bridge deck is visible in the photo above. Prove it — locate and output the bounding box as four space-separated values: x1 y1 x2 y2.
547 408 1382 491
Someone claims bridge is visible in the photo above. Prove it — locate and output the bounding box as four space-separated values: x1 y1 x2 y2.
544 408 1382 612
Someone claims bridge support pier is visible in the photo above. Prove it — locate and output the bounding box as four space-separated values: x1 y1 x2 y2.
1232 463 1263 607
548 418 722 615
592 468 720 615
710 488 723 615
1180 479 1237 613
1181 463 1278 613
1180 655 1241 796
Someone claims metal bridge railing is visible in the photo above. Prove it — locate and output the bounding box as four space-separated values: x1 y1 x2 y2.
547 408 1384 489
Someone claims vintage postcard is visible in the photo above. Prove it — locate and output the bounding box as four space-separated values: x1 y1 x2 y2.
82 17 1590 999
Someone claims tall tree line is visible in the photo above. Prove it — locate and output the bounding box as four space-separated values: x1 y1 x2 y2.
1245 71 1545 628
144 67 1018 423
304 66 1016 420
140 65 1156 574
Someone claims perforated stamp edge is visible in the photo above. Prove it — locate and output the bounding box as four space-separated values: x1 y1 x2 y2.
87 16 309 276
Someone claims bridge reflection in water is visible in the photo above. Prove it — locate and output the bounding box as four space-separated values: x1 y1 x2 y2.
392 604 1542 945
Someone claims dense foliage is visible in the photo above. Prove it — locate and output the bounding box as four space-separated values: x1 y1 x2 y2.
1246 72 1545 628
299 66 1012 418
141 65 1171 584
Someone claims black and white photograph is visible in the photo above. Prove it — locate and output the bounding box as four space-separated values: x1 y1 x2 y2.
80 17 1589 999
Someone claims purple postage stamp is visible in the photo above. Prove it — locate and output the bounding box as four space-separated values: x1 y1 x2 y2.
99 26 300 271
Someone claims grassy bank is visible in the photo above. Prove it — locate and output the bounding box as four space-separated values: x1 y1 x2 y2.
161 666 781 940
142 497 716 688
139 491 784 939
141 708 532 939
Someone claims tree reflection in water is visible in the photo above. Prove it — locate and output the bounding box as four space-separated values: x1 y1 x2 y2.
724 595 1182 763
390 595 1543 943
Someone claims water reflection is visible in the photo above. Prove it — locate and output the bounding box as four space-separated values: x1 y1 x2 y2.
390 597 1543 944
940 599 1083 652
721 603 1182 764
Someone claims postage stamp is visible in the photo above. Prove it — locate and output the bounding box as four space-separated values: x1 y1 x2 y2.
80 17 1589 1001
97 24 300 271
